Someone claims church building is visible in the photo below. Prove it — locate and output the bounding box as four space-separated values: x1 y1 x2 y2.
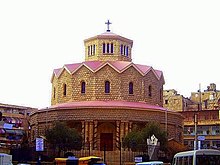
30 21 184 164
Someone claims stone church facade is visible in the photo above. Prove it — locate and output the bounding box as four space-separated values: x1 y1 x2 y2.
30 22 183 164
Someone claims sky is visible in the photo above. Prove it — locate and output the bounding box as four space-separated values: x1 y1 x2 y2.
0 0 220 109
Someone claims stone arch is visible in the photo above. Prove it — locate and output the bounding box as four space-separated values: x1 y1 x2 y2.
97 122 115 151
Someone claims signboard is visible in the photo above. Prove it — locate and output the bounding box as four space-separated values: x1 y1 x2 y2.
198 135 205 141
36 137 44 151
134 157 142 163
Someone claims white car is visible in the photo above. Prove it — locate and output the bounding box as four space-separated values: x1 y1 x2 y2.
136 161 164 165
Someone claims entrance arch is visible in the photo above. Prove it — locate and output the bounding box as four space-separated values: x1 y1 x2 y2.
98 122 115 151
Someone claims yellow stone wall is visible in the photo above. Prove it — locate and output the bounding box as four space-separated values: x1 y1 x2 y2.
84 39 132 62
51 65 164 106
163 90 184 112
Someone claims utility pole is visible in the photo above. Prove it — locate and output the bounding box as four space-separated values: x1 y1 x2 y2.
194 113 198 150
195 84 202 150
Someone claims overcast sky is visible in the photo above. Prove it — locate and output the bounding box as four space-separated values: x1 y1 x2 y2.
0 0 220 108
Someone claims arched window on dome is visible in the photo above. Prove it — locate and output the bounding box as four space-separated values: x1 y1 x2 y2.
107 43 110 53
93 44 96 55
63 83 67 96
103 43 106 53
120 44 123 55
148 85 152 97
53 87 56 99
110 43 114 53
129 82 133 94
105 81 110 94
88 46 90 55
81 81 86 94
126 46 129 56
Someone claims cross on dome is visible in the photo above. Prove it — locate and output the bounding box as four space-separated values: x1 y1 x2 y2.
105 20 112 32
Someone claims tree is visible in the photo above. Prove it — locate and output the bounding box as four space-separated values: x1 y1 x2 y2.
122 121 167 152
122 130 144 151
45 121 82 157
142 122 168 151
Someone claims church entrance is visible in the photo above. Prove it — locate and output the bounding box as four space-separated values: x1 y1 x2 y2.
100 133 113 151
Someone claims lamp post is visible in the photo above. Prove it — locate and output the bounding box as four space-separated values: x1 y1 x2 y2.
194 113 198 150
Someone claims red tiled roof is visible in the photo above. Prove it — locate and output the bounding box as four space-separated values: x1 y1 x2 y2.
64 63 81 73
52 61 164 81
49 100 166 111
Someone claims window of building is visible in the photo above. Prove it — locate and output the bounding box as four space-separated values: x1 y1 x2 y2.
81 81 85 94
126 46 129 56
148 85 152 97
88 46 90 55
53 87 56 99
63 83 67 96
165 100 168 104
107 43 109 53
160 89 162 101
124 45 126 55
103 43 106 53
111 43 114 53
90 45 93 55
120 44 123 55
129 82 133 94
93 44 95 55
105 81 110 93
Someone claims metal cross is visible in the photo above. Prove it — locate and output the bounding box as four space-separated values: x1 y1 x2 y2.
105 20 112 32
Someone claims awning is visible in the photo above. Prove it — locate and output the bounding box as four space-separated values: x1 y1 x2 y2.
4 129 15 134
14 130 24 136
3 117 23 124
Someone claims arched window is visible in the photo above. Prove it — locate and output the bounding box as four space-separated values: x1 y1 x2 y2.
63 83 67 96
107 43 110 53
126 46 129 56
124 45 126 55
93 44 96 55
148 85 152 97
81 81 85 94
90 45 93 55
111 43 114 53
103 43 106 53
88 46 90 55
53 87 56 99
160 88 162 101
120 44 123 55
105 81 110 93
129 82 133 94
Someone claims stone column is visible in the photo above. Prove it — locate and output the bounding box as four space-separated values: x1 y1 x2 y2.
116 121 120 150
125 122 129 135
85 121 89 150
93 120 98 150
120 122 125 141
81 121 85 149
89 121 94 151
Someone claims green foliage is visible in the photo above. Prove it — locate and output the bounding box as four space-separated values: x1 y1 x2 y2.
45 121 82 156
123 130 145 151
123 121 167 152
142 122 168 150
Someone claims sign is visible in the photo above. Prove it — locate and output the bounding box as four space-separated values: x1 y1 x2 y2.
198 135 205 141
36 138 44 151
134 157 142 163
3 123 13 129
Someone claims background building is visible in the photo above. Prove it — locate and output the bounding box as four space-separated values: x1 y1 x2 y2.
164 83 220 150
0 103 35 154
